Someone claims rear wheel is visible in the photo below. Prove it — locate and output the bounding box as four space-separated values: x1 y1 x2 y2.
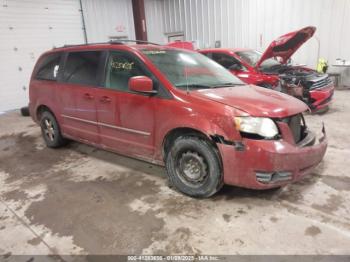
165 136 223 198
40 111 67 148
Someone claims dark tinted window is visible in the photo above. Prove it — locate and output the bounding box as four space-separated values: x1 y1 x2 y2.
63 51 101 86
105 52 149 91
36 53 61 81
212 53 241 69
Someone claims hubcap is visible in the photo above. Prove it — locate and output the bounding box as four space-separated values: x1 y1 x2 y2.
44 119 55 141
176 151 208 186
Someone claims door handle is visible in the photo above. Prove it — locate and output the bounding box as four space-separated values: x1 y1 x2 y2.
100 96 111 103
84 93 94 100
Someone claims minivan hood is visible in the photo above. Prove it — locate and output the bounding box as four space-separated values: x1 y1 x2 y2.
256 26 316 68
193 85 308 118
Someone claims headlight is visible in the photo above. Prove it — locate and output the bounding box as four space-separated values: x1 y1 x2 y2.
234 117 279 139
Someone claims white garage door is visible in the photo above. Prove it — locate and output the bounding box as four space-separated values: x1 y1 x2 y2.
0 0 85 112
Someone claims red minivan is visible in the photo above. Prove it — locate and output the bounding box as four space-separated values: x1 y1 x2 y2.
29 42 327 198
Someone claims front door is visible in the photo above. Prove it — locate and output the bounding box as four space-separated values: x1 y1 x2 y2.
58 51 103 144
96 51 156 159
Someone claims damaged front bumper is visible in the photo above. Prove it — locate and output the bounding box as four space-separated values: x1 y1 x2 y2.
217 125 327 189
309 85 335 111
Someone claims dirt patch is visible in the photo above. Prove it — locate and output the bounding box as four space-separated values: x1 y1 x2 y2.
3 189 29 202
27 236 42 246
158 227 196 254
25 172 165 254
321 175 350 191
153 196 209 218
305 225 322 237
270 216 279 223
311 194 344 214
0 215 10 221
222 214 231 222
2 252 11 259
0 131 167 254
235 238 244 246
0 133 78 183
213 186 280 202
237 208 247 215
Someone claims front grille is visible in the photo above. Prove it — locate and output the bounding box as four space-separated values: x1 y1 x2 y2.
256 171 292 184
309 75 333 90
289 114 302 143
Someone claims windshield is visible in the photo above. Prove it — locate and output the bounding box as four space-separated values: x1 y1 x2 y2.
141 49 243 90
236 50 281 68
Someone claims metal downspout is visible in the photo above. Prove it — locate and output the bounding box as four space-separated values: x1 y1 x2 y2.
79 0 88 43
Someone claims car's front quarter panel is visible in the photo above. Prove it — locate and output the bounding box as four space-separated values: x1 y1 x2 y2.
153 92 243 163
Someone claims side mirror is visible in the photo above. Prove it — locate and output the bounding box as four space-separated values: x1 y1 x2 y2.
128 76 157 95
229 64 242 71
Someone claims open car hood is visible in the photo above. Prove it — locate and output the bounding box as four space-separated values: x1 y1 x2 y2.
256 26 316 67
194 85 308 118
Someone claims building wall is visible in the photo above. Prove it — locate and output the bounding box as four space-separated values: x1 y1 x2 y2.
81 0 135 42
145 0 350 85
0 0 85 112
144 0 165 43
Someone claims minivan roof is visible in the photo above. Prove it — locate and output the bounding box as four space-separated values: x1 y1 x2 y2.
48 42 190 56
52 39 162 51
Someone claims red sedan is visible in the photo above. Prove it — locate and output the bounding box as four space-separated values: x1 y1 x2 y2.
199 26 335 112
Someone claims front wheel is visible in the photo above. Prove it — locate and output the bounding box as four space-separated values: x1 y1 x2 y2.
165 136 223 198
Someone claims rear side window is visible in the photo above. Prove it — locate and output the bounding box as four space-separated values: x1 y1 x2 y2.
63 51 101 86
35 53 61 81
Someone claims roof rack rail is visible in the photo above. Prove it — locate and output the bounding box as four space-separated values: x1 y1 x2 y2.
110 39 160 46
55 39 160 49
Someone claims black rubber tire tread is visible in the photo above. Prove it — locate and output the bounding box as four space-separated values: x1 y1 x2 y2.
20 106 30 117
40 111 67 148
165 135 223 198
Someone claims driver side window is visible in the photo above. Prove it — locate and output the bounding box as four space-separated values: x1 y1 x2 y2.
105 52 149 92
211 53 246 71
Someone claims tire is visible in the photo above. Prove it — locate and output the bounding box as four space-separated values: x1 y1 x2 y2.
20 106 30 117
165 136 223 198
40 111 67 148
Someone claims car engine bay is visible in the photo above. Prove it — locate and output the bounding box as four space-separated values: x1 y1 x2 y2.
262 65 333 106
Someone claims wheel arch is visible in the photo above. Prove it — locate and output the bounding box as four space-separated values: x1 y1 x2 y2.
36 104 55 121
162 127 222 166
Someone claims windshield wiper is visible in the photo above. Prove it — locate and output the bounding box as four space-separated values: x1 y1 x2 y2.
175 83 213 89
211 82 245 88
